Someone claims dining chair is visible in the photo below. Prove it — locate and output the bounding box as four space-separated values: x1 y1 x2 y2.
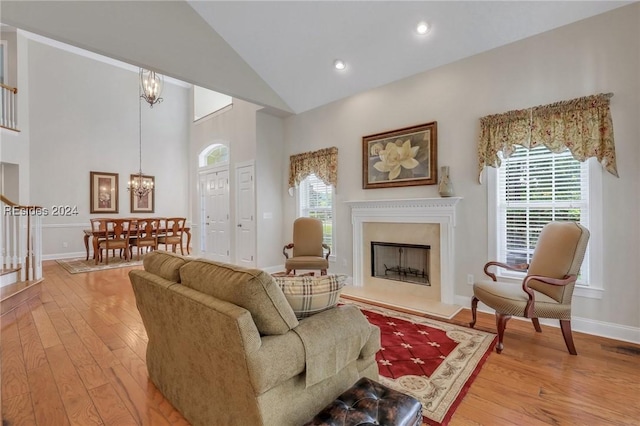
98 218 133 265
90 218 110 264
130 218 159 260
157 217 187 255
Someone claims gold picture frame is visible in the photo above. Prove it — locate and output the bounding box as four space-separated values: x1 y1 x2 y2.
129 174 155 213
90 171 119 214
363 122 437 189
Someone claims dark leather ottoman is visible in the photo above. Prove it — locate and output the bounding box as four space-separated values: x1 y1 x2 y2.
303 377 422 426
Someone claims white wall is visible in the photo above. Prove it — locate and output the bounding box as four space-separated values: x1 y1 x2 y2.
283 4 640 331
256 110 285 268
26 40 190 258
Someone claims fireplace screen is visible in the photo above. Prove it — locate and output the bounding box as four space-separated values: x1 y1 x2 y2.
371 241 430 285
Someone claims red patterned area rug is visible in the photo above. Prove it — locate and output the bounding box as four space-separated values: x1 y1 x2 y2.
344 299 496 426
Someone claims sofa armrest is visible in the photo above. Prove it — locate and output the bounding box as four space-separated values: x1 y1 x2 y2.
360 323 381 360
293 305 380 388
246 305 380 394
246 331 306 395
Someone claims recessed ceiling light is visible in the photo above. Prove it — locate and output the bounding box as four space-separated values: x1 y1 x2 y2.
333 59 346 70
416 21 430 35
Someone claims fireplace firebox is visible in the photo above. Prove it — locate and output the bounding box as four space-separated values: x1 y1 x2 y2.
371 241 430 285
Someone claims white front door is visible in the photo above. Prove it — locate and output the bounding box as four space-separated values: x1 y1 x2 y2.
235 162 255 268
201 168 230 262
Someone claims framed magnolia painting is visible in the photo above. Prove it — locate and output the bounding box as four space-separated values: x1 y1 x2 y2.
362 122 437 189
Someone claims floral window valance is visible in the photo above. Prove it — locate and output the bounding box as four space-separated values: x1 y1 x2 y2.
477 93 617 182
288 147 338 191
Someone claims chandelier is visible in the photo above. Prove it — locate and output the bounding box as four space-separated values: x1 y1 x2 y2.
128 69 159 199
139 68 163 107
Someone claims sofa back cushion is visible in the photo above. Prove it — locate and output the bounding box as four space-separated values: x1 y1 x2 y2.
143 250 190 282
180 260 299 335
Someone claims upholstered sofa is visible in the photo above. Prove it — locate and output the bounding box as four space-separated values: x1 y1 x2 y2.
129 251 380 426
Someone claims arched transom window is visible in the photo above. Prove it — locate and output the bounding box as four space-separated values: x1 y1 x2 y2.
199 144 229 168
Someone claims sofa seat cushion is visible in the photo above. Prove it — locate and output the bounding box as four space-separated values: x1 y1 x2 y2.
143 251 190 282
273 274 347 319
180 259 299 335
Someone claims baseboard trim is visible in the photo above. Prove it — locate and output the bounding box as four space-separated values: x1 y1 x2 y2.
43 251 88 261
454 295 640 345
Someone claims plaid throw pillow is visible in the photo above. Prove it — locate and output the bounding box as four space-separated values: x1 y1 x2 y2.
273 274 347 319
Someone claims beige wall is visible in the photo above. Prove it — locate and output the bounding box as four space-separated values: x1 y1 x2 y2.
283 4 640 332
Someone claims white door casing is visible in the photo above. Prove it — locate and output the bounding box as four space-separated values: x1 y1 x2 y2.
235 161 255 267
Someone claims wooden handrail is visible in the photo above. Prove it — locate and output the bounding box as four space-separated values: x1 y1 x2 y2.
0 82 18 94
0 194 17 206
0 194 41 210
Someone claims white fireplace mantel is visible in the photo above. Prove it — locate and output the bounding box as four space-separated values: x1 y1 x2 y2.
346 197 462 305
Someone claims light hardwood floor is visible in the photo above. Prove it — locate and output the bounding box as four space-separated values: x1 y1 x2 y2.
1 261 639 425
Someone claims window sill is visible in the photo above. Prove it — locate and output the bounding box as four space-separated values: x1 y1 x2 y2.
574 285 604 299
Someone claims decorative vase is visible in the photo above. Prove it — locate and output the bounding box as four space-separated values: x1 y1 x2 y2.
438 166 454 197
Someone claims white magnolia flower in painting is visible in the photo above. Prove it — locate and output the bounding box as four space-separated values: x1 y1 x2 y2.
373 139 420 180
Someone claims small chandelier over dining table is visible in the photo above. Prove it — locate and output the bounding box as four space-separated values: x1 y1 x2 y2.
128 68 162 199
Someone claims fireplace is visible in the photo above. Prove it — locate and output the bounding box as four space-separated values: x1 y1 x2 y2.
346 197 461 305
371 241 430 285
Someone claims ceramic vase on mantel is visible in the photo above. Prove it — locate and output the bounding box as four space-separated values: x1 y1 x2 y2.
438 166 454 197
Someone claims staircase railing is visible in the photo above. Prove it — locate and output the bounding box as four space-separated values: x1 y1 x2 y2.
1 195 42 281
0 82 19 131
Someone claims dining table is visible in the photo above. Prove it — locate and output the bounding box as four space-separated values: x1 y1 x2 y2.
83 218 191 261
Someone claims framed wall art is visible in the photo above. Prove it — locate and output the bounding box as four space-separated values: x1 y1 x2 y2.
129 174 155 213
90 171 119 214
363 121 437 189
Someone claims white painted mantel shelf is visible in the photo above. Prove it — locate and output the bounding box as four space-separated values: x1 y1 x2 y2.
345 197 462 305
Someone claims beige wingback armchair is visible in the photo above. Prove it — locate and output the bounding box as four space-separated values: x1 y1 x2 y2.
470 221 590 355
283 217 330 275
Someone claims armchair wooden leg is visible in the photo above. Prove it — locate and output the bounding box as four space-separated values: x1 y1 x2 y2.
560 320 578 355
531 318 542 332
470 296 479 328
495 313 511 354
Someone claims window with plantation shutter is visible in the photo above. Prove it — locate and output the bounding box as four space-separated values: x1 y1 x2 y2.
495 145 590 284
298 173 335 253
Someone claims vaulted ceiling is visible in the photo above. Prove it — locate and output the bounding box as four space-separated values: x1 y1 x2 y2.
1 1 633 115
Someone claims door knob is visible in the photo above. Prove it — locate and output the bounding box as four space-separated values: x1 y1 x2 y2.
237 224 242 227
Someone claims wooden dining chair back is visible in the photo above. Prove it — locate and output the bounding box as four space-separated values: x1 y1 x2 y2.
98 219 132 265
130 218 159 260
158 217 186 255
90 218 109 264
90 218 107 233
